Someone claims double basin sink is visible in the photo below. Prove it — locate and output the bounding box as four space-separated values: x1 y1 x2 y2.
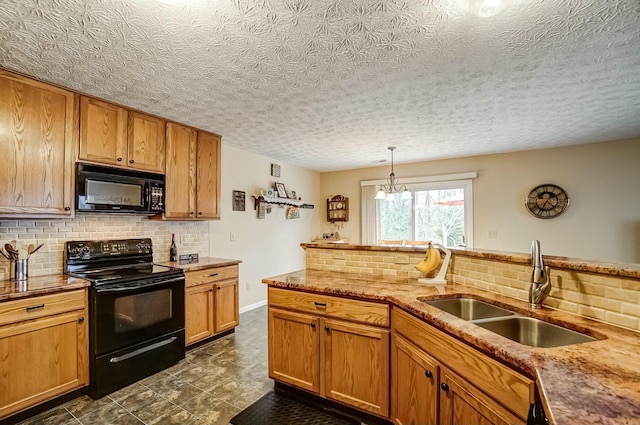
421 298 598 348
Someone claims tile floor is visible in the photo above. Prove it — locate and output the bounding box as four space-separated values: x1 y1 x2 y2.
18 306 272 425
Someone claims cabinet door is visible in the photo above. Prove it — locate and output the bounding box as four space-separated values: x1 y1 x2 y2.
185 284 214 345
127 111 165 173
0 71 76 216
322 318 389 417
195 131 221 219
165 122 197 218
214 279 238 333
439 368 524 425
0 310 88 418
268 308 320 394
79 96 127 166
392 334 439 425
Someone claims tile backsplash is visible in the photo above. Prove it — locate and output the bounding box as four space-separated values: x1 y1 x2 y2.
449 255 640 332
0 214 209 280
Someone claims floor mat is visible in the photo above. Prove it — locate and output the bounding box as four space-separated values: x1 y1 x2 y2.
230 391 361 425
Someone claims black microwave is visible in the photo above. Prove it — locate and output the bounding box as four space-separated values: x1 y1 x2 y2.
76 163 165 214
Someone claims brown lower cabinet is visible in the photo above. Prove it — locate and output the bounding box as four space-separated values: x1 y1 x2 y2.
185 265 239 345
0 290 88 419
267 289 537 424
267 287 390 418
391 307 535 425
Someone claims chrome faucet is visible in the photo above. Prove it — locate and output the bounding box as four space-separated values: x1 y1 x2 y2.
529 240 551 308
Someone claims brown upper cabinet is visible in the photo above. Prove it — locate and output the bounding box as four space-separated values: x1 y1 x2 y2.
79 96 165 173
164 123 221 220
0 70 77 217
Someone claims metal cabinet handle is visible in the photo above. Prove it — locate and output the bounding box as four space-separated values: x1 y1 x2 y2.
217 286 221 290
324 325 330 331
26 304 45 312
314 302 327 308
65 206 71 211
310 323 316 328
210 273 219 277
78 317 85 323
129 159 134 164
441 383 449 392
198 212 203 215
425 370 433 378
117 157 123 162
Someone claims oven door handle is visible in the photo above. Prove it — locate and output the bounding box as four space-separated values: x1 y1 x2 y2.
95 275 184 293
109 336 177 363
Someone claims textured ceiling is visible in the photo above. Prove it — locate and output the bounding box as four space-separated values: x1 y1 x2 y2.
1 0 639 172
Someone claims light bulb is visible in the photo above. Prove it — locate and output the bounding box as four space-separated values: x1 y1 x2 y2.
375 190 386 200
401 190 412 200
467 0 505 17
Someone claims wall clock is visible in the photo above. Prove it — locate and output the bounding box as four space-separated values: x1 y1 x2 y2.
525 184 570 219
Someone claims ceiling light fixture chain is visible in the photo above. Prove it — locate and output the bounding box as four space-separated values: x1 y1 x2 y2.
375 146 412 201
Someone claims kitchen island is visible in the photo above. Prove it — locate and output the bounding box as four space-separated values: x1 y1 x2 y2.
263 244 640 425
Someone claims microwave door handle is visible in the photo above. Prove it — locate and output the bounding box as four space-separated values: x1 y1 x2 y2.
144 182 151 210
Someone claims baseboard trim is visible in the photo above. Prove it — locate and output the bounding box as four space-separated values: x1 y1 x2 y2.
240 299 267 314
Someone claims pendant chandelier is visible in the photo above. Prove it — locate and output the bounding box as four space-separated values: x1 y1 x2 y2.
375 146 412 201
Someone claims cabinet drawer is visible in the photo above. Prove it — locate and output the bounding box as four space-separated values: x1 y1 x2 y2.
0 290 86 327
268 287 389 326
186 265 238 288
392 307 534 420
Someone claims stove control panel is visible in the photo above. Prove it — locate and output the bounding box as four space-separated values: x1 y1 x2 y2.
66 238 153 261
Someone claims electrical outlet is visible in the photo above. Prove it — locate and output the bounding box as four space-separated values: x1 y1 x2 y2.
245 281 251 290
230 232 235 241
488 230 498 238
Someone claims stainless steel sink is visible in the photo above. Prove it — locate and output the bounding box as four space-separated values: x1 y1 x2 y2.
474 316 597 348
422 298 514 320
421 297 598 348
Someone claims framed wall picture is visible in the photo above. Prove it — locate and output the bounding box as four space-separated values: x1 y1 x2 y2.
232 190 245 211
274 182 287 198
271 163 281 177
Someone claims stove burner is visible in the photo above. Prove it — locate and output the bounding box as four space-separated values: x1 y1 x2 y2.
65 238 182 286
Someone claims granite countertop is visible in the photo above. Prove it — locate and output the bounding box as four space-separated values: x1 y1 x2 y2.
262 269 640 425
0 274 90 302
0 257 242 302
158 257 242 272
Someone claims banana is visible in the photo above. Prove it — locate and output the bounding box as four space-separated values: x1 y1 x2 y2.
415 243 441 274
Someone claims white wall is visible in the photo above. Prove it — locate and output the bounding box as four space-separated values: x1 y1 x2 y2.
319 138 640 264
209 145 321 310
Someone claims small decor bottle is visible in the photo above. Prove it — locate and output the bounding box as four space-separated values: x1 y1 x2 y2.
170 233 178 262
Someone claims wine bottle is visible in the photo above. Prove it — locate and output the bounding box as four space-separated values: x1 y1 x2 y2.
170 233 178 262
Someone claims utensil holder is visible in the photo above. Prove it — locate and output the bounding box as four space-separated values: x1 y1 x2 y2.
11 259 28 281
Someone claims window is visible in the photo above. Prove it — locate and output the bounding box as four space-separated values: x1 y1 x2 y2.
361 174 475 248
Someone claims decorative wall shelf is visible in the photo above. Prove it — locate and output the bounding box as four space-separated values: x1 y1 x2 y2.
327 195 349 223
252 196 314 210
